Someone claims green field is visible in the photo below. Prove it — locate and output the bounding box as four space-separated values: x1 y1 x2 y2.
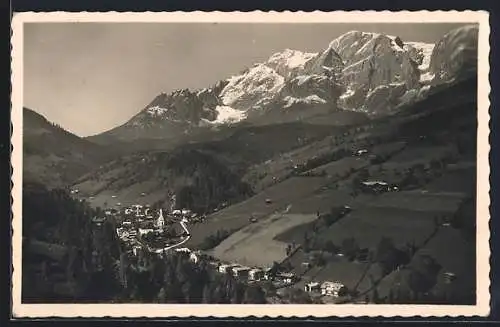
306 157 369 177
375 227 475 303
316 207 437 249
423 166 476 194
364 190 466 213
389 145 456 163
211 213 318 268
186 176 327 247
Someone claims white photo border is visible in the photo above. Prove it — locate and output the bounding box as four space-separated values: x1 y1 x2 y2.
11 10 491 318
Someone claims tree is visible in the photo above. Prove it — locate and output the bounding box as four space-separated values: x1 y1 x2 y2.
341 237 359 261
375 237 400 274
388 289 395 304
407 254 442 299
157 287 168 303
372 287 380 304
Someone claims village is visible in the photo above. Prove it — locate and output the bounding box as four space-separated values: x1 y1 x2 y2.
88 201 355 303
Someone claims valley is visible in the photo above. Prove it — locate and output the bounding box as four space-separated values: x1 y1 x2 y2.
21 24 479 305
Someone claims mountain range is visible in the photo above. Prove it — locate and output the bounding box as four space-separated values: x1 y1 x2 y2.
86 24 478 145
23 24 478 189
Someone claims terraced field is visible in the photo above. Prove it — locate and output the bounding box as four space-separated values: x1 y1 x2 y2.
186 176 328 247
211 213 318 267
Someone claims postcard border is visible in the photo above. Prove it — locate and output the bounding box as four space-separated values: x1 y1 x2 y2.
11 10 492 318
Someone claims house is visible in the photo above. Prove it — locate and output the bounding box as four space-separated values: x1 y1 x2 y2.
320 281 347 297
175 247 191 253
116 228 124 237
218 263 238 274
248 268 264 281
304 282 321 293
355 149 368 156
172 209 182 216
132 246 142 256
128 230 137 237
189 252 199 264
263 267 273 280
92 216 106 224
443 272 457 283
138 228 154 236
122 221 132 227
301 262 312 269
360 180 391 193
124 208 133 215
208 261 220 269
232 266 251 278
181 209 192 216
276 272 296 284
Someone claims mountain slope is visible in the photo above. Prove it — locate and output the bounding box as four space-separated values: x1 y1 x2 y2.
23 108 118 187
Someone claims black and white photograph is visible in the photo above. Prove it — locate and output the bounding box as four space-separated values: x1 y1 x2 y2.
11 11 491 318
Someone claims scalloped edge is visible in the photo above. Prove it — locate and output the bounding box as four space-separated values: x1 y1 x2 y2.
10 10 491 319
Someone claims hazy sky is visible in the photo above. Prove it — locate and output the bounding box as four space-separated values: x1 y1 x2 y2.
24 22 467 137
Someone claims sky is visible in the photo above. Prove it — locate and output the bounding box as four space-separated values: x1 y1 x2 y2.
23 22 468 137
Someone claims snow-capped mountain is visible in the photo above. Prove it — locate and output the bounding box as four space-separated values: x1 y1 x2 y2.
91 24 478 142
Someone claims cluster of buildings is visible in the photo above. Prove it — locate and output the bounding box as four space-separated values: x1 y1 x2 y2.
109 204 197 256
304 281 348 297
206 261 298 286
360 180 399 193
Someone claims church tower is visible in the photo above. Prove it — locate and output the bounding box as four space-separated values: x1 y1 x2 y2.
157 208 165 230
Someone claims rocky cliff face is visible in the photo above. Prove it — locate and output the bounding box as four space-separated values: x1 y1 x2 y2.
429 24 478 84
93 25 478 141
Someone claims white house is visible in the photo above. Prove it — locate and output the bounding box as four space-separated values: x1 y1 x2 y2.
232 266 251 278
248 268 264 281
276 272 296 284
181 209 192 216
304 281 321 293
172 209 182 216
175 247 191 253
189 252 199 264
320 281 347 297
132 246 142 256
138 228 154 236
218 264 238 274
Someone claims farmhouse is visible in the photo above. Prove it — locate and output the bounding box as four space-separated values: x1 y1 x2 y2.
276 272 296 284
232 266 251 278
218 263 238 274
444 272 457 283
320 281 347 297
92 216 106 225
132 245 142 256
360 180 393 193
189 252 199 264
248 268 264 281
355 149 368 156
304 282 320 293
138 228 154 236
